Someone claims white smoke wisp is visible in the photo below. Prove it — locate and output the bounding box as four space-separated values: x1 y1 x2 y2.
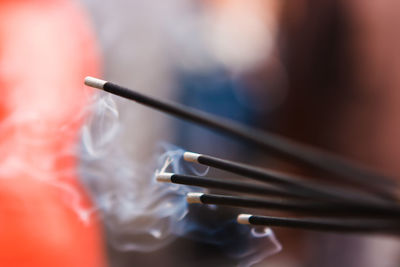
79 93 282 265
79 92 199 251
0 81 98 224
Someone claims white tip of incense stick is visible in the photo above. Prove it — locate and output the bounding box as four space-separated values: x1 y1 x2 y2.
186 192 204 204
156 173 173 182
84 76 107 89
237 214 252 224
183 152 200 163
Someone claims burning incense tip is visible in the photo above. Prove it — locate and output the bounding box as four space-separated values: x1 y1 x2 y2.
237 214 252 225
156 173 173 182
84 76 107 90
186 192 204 204
183 152 200 163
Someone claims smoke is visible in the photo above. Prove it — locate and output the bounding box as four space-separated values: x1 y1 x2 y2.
78 93 281 266
0 66 282 267
0 79 97 223
76 0 283 264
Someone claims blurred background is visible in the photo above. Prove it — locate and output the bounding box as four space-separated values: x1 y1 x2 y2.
2 0 400 266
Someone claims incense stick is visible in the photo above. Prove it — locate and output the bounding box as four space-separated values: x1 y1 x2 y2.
187 193 400 218
237 214 400 234
84 77 397 198
156 173 307 199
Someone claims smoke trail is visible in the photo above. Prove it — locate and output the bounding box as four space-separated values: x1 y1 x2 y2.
79 93 281 265
0 81 97 223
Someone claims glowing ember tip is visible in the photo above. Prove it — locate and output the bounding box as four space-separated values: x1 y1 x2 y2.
237 214 252 224
186 193 204 204
183 152 200 163
84 76 107 89
156 173 173 182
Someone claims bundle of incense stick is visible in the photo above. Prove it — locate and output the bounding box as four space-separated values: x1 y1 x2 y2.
85 77 400 234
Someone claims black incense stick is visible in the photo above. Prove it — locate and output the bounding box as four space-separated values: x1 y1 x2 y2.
237 214 400 234
156 173 307 199
187 193 400 218
84 77 397 199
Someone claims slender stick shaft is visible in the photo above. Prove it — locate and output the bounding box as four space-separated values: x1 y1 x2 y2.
84 77 397 198
157 173 307 199
188 193 400 218
184 152 391 206
237 214 400 234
